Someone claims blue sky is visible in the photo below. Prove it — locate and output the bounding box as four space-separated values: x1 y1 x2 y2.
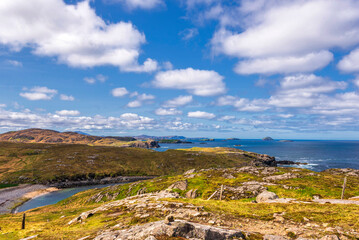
1 0 359 139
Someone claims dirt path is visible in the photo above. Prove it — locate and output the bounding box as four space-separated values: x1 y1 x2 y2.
0 184 58 214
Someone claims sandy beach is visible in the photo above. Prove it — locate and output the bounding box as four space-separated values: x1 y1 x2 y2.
0 184 58 214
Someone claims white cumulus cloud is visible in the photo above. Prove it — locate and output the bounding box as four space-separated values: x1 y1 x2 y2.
0 0 157 72
187 111 215 119
211 0 359 75
163 95 193 107
338 48 359 72
20 86 58 101
106 0 164 10
112 87 129 97
153 68 226 96
60 94 75 101
55 110 80 116
155 108 182 116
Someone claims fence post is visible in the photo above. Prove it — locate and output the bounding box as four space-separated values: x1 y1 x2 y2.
341 176 347 200
22 213 26 230
219 184 224 201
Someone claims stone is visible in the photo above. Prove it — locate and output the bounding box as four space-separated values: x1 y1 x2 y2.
185 189 198 199
256 191 279 203
263 235 288 240
165 215 174 223
320 235 340 240
222 173 235 179
263 173 299 181
145 236 157 240
168 180 188 191
184 169 196 175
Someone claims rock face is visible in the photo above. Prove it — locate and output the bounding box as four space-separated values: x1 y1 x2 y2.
94 219 247 240
251 154 277 167
128 140 160 148
256 191 279 203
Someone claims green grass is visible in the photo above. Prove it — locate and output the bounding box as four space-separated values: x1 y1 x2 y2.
0 143 259 184
1 166 359 239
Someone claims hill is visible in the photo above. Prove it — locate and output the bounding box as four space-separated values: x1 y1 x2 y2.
0 128 146 147
0 142 275 185
1 166 359 239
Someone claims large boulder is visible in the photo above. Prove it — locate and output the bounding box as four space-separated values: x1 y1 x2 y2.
94 220 246 240
256 191 279 203
168 180 188 191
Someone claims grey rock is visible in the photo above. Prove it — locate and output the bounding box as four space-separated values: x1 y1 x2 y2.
184 169 196 175
320 235 340 240
263 235 288 240
94 220 247 240
256 191 279 203
186 189 198 199
168 180 188 191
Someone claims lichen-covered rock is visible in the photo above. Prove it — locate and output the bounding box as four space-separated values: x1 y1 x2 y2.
263 173 299 182
256 191 279 203
320 235 340 240
168 180 188 191
93 220 247 240
184 169 196 175
186 189 198 199
264 235 288 240
212 184 267 200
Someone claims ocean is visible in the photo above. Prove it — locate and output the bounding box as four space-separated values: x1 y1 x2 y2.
155 139 359 172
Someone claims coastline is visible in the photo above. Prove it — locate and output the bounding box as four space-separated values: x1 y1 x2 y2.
0 184 59 214
0 176 156 214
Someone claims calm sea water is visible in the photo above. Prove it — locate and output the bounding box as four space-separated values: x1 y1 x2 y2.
156 139 359 172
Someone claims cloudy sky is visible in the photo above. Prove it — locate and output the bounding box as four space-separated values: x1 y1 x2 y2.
1 0 359 139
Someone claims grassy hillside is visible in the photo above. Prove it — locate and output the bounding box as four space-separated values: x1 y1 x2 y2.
0 142 266 184
1 166 358 239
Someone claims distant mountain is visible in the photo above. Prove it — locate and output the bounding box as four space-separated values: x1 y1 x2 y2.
74 131 90 136
0 128 135 146
135 135 187 140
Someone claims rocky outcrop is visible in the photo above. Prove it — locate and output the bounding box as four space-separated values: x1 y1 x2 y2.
323 168 359 177
128 140 160 148
263 173 299 182
94 219 247 240
168 180 188 191
186 189 198 199
251 154 277 167
256 191 279 203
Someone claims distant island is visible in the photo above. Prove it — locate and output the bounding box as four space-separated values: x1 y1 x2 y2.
158 139 193 144
262 136 274 141
227 138 240 140
278 140 294 142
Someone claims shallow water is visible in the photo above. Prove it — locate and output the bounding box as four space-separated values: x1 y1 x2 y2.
16 184 120 212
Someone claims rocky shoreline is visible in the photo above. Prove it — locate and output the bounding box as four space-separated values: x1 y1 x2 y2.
0 184 58 214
